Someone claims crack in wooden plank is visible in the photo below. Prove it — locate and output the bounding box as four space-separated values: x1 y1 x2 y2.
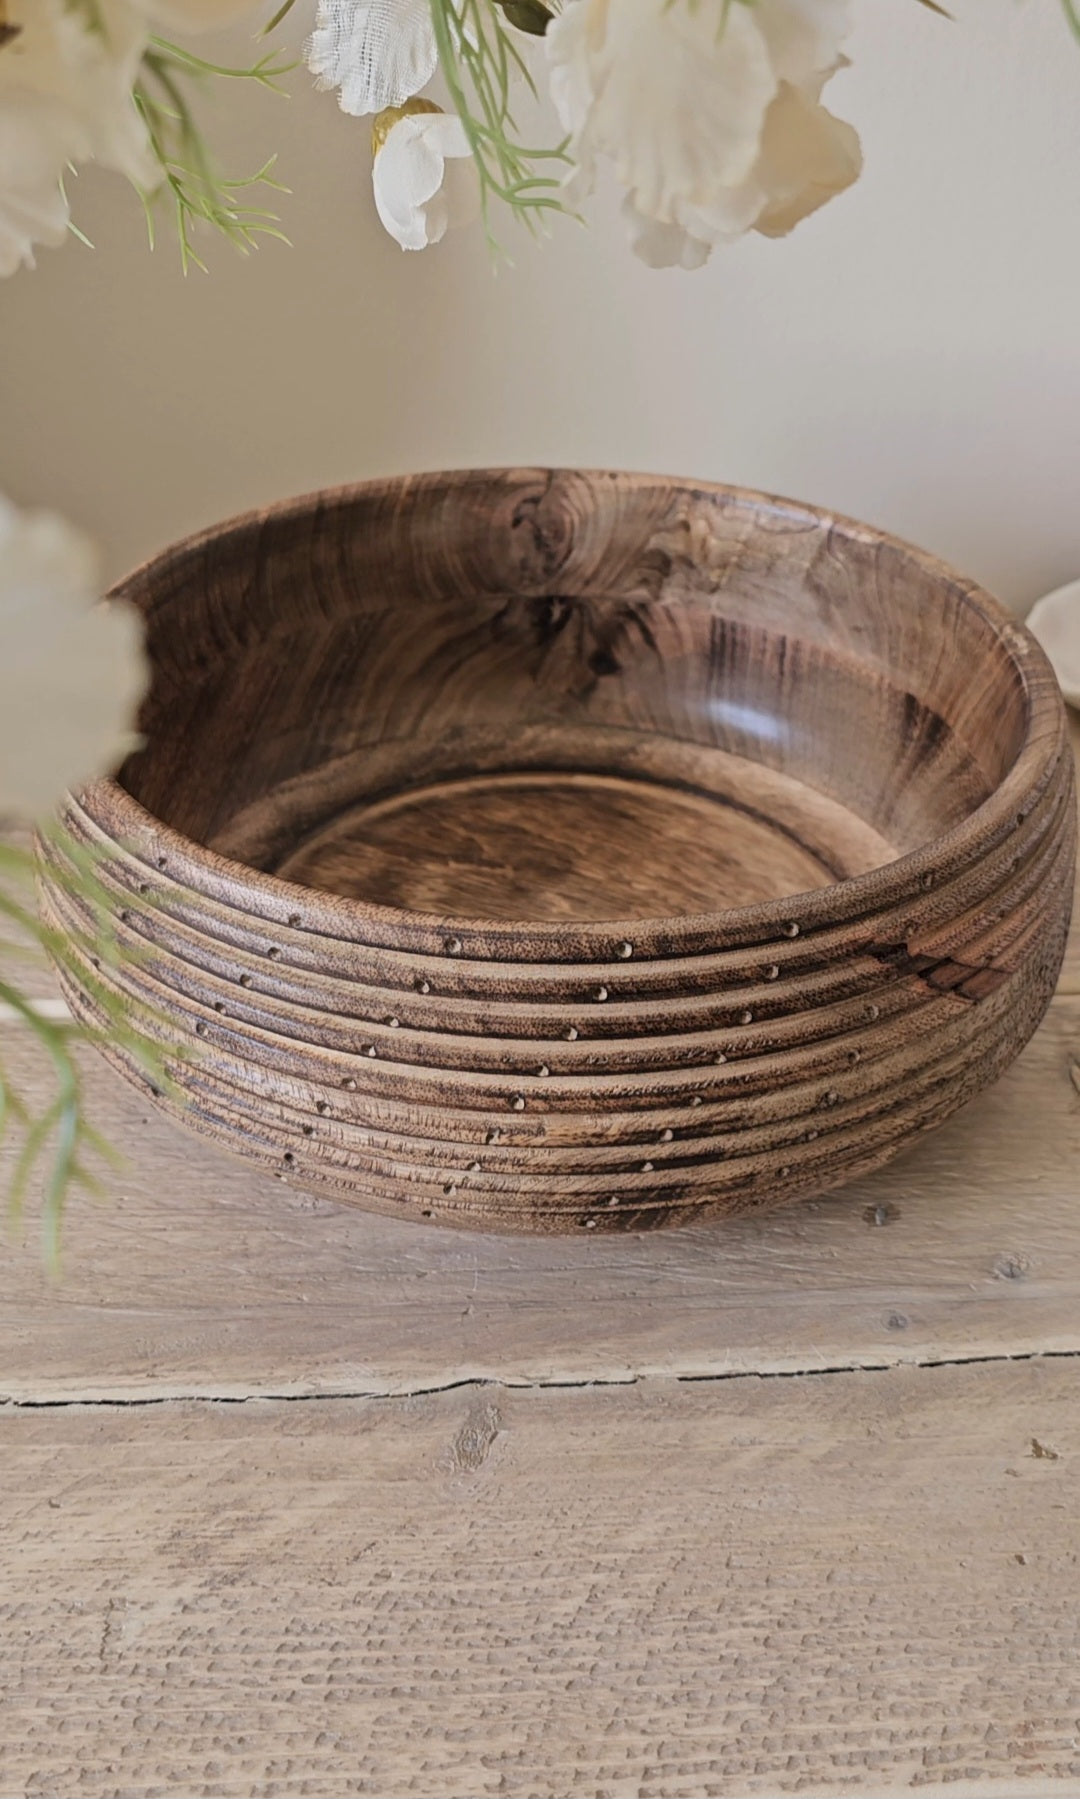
5 1343 1080 1410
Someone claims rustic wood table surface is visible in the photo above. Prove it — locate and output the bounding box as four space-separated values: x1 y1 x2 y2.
3 726 1079 1799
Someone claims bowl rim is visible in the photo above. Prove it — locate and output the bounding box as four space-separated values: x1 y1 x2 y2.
80 468 1072 963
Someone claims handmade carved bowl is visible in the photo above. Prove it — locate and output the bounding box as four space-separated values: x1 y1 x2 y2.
41 471 1075 1233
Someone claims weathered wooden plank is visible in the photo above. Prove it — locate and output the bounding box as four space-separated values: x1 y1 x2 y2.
3 1360 1079 1799
2 995 1079 1401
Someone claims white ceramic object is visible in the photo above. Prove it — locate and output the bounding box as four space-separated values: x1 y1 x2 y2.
1027 580 1080 710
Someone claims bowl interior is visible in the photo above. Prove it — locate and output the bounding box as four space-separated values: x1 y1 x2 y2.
118 473 1030 926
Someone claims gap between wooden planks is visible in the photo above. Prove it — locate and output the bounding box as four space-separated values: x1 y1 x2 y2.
4 1361 1080 1799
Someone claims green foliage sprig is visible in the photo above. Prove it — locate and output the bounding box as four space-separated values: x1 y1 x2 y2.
428 0 571 243
133 36 294 272
1 829 174 1266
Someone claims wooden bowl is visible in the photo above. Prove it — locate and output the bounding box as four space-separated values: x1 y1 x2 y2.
41 471 1076 1233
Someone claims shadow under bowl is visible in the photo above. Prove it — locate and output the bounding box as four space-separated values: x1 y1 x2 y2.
41 470 1076 1232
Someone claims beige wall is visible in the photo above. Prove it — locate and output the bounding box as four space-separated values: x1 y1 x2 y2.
2 0 1079 602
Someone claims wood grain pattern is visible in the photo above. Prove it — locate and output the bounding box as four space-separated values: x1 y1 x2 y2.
5 1360 1080 1799
4 993 1080 1403
36 473 1077 1233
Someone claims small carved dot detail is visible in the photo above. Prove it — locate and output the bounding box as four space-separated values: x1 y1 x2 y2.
342 1078 357 1091
486 1128 503 1145
287 913 301 927
866 1002 881 1021
659 1128 674 1143
582 1217 598 1229
195 1021 207 1037
417 979 431 995
765 964 780 981
315 1100 330 1115
690 1095 703 1107
446 936 463 956
238 973 252 987
511 1095 526 1111
565 1026 579 1041
738 1009 753 1026
538 1064 550 1078
301 1124 314 1137
387 1016 400 1029
595 985 609 1002
266 946 280 960
641 1160 655 1173
783 921 800 938
616 941 634 959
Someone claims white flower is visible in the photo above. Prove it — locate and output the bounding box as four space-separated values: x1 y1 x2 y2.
0 495 146 821
0 0 155 275
0 0 265 278
371 98 480 250
547 0 861 269
306 0 438 116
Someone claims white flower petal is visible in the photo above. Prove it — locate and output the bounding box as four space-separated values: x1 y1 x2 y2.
624 199 711 270
547 0 777 221
752 80 861 238
1028 581 1080 710
307 0 438 116
0 93 75 277
0 0 157 220
0 496 147 820
752 0 852 88
373 109 480 250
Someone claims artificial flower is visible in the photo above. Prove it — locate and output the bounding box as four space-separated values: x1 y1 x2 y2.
0 0 266 278
307 0 439 116
0 495 146 820
371 96 480 249
0 0 155 274
547 0 860 268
